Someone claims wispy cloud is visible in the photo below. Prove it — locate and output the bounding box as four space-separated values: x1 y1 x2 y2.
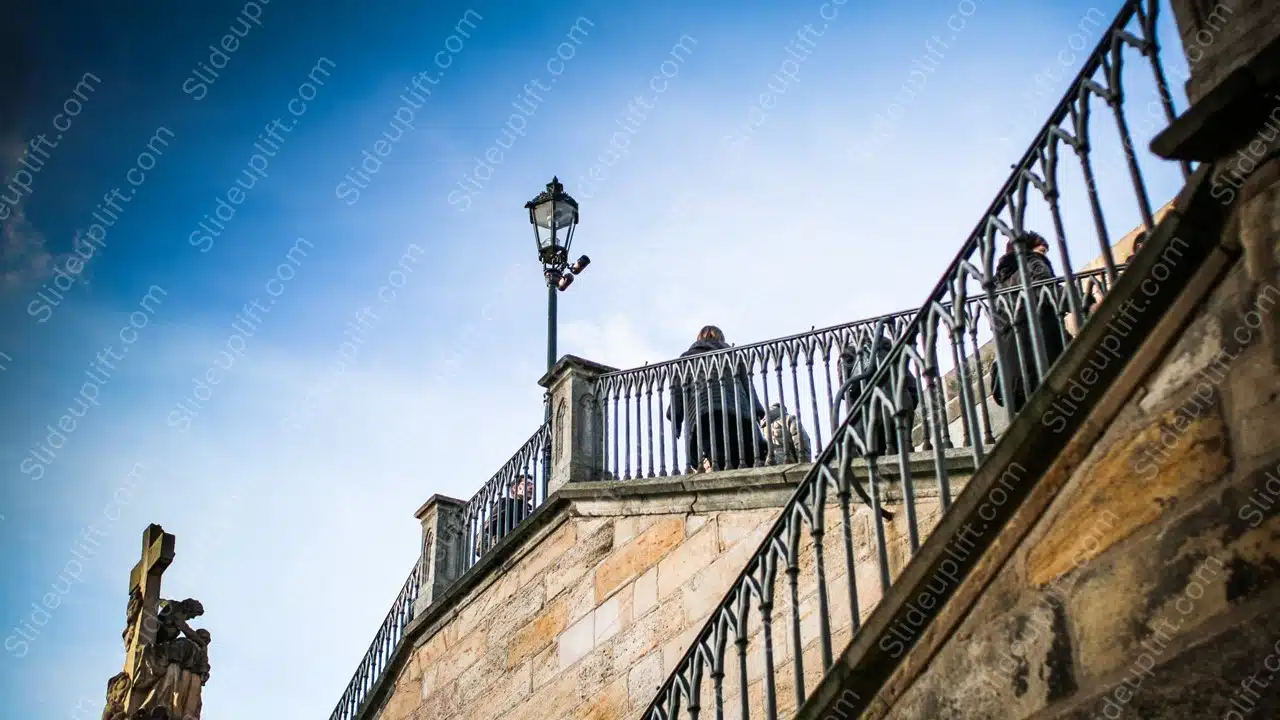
0 144 54 292
0 24 51 293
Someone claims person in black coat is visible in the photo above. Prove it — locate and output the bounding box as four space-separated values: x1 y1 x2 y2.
479 474 534 557
990 232 1067 414
667 326 766 472
838 331 918 457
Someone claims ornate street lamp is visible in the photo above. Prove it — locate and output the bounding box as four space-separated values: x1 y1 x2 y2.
525 176 590 371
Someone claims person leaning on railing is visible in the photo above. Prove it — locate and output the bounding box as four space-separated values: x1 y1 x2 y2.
666 325 766 472
477 474 535 557
990 231 1067 414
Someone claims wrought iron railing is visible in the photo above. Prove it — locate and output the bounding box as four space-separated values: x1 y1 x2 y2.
328 422 549 719
597 267 1120 479
643 1 1186 717
461 421 551 571
329 557 424 720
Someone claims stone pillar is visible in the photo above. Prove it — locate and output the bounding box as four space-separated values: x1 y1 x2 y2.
1154 0 1280 362
538 355 616 494
1167 0 1274 105
413 494 467 614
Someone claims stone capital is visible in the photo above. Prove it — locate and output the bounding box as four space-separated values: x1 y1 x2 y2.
538 354 617 390
414 494 467 523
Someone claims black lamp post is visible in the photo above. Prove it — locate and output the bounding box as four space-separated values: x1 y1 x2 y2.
525 176 589 372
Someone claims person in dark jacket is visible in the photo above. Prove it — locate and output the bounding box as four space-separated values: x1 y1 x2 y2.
479 474 534 556
990 232 1067 413
667 326 766 472
838 331 918 457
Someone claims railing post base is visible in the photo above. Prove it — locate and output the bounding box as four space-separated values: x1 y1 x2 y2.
414 494 467 615
539 355 616 494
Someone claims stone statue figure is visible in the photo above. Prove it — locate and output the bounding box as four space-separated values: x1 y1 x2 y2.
102 597 212 720
102 525 210 720
139 599 210 717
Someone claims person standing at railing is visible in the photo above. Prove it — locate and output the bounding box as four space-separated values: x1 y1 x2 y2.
666 325 766 472
838 329 918 457
1065 230 1143 338
761 403 811 464
990 232 1067 413
478 474 535 557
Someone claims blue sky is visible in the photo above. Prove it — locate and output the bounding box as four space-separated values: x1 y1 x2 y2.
0 0 1192 716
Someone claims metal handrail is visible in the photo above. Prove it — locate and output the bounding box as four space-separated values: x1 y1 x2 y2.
327 421 550 719
328 556 424 720
642 1 1184 716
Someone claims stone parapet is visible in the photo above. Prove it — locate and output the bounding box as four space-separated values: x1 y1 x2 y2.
358 449 976 720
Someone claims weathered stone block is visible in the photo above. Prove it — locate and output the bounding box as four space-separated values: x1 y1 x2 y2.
531 642 558 692
569 675 628 720
608 595 685 678
717 507 782 552
546 518 614 601
559 611 595 671
417 675 461 719
419 661 438 701
1137 313 1227 415
433 626 486 688
1062 458 1280 679
507 594 568 669
682 513 773 623
518 520 578 590
484 579 546 653
1026 385 1231 586
565 571 596 626
633 567 658 619
627 649 664 704
884 586 1074 720
468 659 531 720
686 513 710 537
1051 599 1280 720
656 522 720 600
594 517 685 603
455 641 510 708
1224 343 1280 464
504 663 590 720
614 515 660 547
660 614 705 674
595 583 633 645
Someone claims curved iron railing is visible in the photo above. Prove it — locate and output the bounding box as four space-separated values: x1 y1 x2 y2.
460 421 552 569
642 1 1185 717
329 557 424 720
597 266 1121 479
327 421 549 720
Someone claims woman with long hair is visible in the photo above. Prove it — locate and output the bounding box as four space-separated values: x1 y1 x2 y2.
667 326 766 471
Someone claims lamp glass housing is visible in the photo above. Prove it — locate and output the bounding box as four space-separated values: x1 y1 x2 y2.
525 178 580 261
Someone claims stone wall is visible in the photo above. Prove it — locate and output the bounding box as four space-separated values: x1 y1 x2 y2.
876 256 1280 717
369 457 974 720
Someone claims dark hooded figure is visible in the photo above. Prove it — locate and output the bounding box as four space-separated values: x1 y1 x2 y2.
990 232 1067 413
838 332 918 457
667 326 766 472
